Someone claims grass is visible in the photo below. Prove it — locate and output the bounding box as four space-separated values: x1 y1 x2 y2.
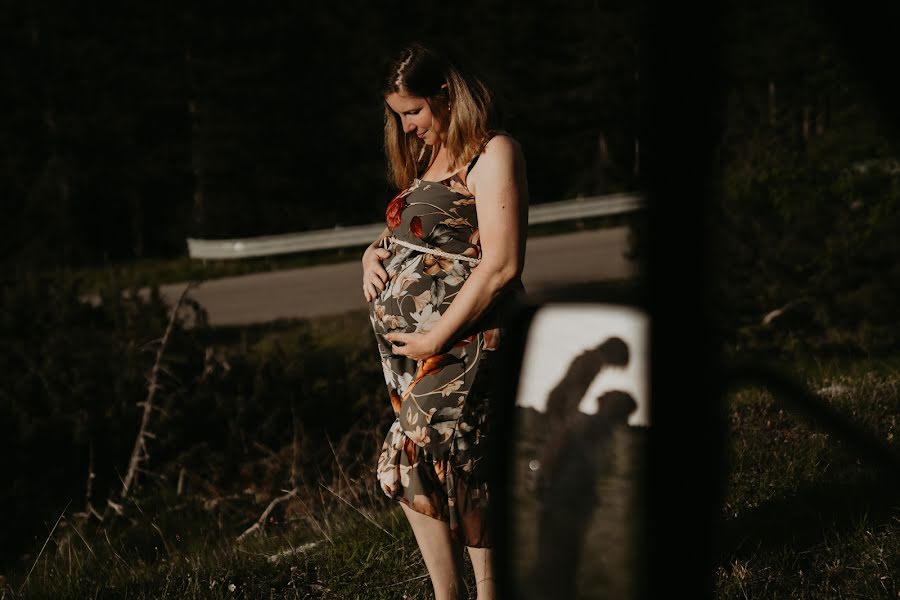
3 304 896 598
0 418 458 600
2 501 435 599
715 357 900 598
0 306 479 599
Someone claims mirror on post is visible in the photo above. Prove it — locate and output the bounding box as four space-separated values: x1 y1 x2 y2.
494 302 650 600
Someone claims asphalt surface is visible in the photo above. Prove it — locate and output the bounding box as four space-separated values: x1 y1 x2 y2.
137 227 634 327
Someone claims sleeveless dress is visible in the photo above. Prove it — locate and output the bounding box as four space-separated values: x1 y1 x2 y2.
369 154 522 548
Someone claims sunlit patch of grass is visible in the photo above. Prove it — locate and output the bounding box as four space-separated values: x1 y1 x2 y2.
716 359 900 598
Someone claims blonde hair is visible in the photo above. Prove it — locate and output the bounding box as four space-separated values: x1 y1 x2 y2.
382 43 500 190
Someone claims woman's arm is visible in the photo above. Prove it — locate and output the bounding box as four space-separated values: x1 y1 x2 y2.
362 227 392 302
385 136 528 359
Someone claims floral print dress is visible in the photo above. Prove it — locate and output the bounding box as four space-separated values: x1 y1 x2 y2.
369 168 522 548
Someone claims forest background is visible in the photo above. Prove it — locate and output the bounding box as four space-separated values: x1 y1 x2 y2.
1 0 898 597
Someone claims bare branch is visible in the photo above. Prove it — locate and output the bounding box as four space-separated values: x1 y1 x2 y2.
80 439 97 522
118 282 198 501
106 499 124 516
19 500 71 594
177 466 186 496
290 395 303 490
236 486 300 543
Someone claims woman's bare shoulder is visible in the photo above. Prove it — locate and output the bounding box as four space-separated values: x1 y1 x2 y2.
482 132 522 156
475 134 524 175
467 133 527 197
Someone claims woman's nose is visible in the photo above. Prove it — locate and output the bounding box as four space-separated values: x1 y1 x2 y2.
403 120 416 133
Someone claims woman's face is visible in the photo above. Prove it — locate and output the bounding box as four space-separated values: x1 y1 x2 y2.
385 91 446 146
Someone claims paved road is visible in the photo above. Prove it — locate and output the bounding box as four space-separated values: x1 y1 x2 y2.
138 227 634 327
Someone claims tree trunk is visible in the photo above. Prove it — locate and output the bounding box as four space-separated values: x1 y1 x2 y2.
633 138 640 177
130 190 144 259
802 104 810 142
29 14 72 266
184 42 207 236
816 96 827 136
768 80 776 128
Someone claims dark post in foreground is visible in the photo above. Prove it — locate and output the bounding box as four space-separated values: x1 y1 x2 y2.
638 2 726 598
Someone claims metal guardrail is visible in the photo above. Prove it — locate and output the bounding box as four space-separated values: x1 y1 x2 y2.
186 193 644 260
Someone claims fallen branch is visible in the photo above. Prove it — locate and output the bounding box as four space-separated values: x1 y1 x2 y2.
202 493 243 511
761 296 814 326
266 541 321 563
238 391 307 543
236 486 300 543
72 439 101 523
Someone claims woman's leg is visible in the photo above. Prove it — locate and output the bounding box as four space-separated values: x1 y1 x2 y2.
466 546 496 600
400 503 466 600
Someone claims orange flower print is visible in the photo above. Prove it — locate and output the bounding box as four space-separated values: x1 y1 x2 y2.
410 215 423 238
413 353 461 383
386 190 410 229
403 436 418 466
447 176 475 198
434 459 447 482
423 253 455 276
462 229 481 258
453 334 476 348
390 388 402 416
483 328 500 350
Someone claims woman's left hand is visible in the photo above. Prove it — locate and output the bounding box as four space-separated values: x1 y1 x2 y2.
383 331 444 362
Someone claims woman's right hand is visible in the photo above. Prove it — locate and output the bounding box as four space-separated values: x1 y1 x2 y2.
362 244 392 302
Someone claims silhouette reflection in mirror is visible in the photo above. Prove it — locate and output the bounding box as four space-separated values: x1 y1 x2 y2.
509 304 649 600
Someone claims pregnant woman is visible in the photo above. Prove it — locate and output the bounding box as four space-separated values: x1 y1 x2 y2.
361 43 528 600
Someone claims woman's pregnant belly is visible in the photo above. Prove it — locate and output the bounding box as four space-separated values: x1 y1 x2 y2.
370 245 471 338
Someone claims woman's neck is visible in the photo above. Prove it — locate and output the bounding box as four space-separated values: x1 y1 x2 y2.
421 144 454 180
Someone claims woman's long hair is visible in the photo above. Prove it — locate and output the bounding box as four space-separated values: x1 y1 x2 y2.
382 43 500 190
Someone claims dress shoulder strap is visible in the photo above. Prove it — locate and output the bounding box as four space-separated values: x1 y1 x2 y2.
465 153 480 176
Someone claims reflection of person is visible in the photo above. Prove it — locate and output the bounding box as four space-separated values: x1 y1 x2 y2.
361 42 528 600
531 338 636 599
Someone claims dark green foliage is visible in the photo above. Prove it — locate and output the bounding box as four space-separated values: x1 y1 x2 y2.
2 2 640 272
0 273 386 570
710 3 900 356
717 142 900 356
0 273 179 565
622 1 900 356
